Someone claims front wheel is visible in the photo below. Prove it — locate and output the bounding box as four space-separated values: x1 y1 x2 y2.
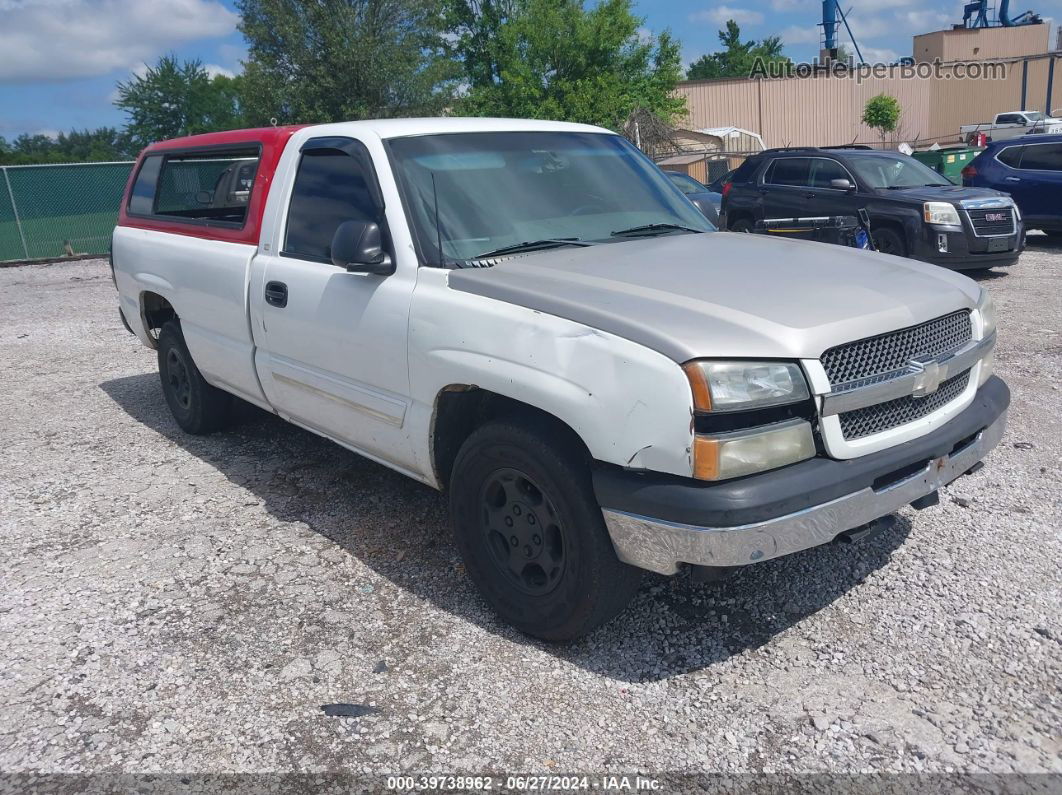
729 216 754 233
448 420 642 641
872 227 908 258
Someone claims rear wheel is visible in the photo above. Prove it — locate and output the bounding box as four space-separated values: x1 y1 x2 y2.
157 321 232 434
729 216 754 233
872 226 908 258
448 419 642 641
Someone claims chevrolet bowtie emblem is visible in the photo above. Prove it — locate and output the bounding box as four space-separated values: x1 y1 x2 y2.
910 358 943 397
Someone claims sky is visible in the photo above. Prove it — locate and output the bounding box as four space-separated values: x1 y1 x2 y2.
1 0 1059 140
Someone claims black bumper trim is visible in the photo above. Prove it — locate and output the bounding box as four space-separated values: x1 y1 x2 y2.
593 376 1010 528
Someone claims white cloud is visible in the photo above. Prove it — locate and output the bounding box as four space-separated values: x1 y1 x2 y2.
203 63 235 79
899 9 951 31
845 16 895 40
689 6 765 26
861 46 900 63
636 27 653 44
780 25 820 45
771 0 811 10
0 0 238 82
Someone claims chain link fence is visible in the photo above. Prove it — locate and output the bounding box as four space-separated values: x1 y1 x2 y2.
1 161 134 263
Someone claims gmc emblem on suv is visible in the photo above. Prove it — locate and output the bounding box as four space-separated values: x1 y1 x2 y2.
985 212 1007 222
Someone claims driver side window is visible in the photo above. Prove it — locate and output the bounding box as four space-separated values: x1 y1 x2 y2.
284 147 378 263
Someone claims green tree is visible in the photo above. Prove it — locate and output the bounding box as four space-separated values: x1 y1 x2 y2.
862 93 901 141
446 0 685 130
686 20 790 80
114 55 243 148
237 0 458 125
0 128 135 165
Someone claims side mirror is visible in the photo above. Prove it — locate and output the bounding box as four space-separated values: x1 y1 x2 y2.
330 220 394 275
830 178 856 192
1017 117 1027 126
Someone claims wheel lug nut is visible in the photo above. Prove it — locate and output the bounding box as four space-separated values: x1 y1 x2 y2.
527 515 536 525
510 536 518 546
532 534 541 545
513 505 522 516
524 545 533 557
504 517 513 527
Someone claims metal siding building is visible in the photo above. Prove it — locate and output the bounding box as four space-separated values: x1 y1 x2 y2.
675 54 1060 149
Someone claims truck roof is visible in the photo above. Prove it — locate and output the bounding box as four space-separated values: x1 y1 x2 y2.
141 117 612 154
120 118 617 247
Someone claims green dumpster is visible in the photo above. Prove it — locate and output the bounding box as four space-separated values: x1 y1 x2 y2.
911 147 981 184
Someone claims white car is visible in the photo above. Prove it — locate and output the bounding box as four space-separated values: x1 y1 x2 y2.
112 118 1008 640
961 110 1062 144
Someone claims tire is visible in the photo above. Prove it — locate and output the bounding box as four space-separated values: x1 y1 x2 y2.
448 419 642 641
729 216 754 233
157 321 232 434
872 226 908 258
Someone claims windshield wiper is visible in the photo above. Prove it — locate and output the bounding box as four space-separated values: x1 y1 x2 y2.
883 183 950 190
611 222 704 237
472 238 592 259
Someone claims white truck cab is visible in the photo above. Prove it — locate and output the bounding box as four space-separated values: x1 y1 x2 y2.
962 110 1062 144
113 118 1008 640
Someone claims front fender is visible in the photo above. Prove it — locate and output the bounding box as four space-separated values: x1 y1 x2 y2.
408 270 695 479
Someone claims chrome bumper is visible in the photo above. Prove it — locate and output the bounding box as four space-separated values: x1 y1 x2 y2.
602 410 1007 575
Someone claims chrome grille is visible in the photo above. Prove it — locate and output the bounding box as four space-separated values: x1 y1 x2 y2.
821 311 973 386
965 207 1016 237
839 371 970 440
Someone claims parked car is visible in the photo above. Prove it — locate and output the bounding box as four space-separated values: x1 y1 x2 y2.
662 170 720 224
962 134 1062 237
706 168 735 195
113 120 1007 640
960 111 1062 145
722 146 1024 270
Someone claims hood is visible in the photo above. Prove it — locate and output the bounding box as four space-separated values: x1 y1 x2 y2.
447 232 981 363
875 184 1007 202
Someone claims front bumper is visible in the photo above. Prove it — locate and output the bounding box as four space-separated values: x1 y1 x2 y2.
596 377 1009 575
915 221 1025 270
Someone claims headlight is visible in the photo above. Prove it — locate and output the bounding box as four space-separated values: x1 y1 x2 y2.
924 202 962 225
692 419 816 481
682 360 810 413
976 290 997 386
977 290 996 339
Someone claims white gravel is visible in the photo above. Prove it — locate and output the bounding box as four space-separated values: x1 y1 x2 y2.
0 240 1059 782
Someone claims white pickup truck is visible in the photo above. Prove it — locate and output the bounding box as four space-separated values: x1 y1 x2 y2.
961 110 1062 144
112 118 1008 640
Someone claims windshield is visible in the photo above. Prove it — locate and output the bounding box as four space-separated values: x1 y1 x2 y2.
1024 112 1046 122
848 155 950 189
666 172 707 194
388 131 713 265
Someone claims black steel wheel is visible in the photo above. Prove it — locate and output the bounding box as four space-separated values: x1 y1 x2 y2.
164 346 193 411
157 321 232 435
729 216 754 233
449 418 642 641
480 467 566 596
872 226 908 258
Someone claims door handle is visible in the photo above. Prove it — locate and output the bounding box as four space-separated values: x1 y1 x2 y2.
1004 176 1020 182
805 192 816 198
264 281 288 308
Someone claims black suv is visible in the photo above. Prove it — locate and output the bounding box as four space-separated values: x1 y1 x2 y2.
721 147 1024 270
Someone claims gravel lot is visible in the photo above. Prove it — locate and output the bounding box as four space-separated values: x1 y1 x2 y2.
1 241 1059 784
